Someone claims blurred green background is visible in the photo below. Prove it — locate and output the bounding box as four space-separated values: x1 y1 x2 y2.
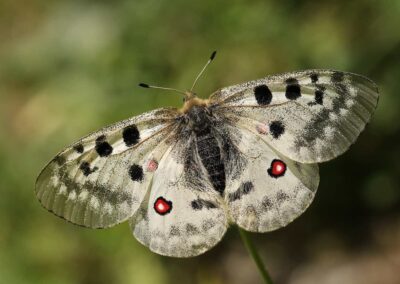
1 0 399 283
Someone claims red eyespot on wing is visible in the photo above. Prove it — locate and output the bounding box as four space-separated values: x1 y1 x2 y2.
256 123 268 134
146 159 158 172
267 159 286 178
154 197 172 215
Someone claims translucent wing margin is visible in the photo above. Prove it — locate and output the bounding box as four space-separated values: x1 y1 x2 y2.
35 108 179 228
210 70 379 163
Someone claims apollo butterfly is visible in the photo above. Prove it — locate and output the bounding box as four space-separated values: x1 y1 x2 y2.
35 51 379 257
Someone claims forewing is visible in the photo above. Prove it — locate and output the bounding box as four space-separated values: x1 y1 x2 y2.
210 70 379 163
221 123 319 232
35 108 179 228
130 135 228 257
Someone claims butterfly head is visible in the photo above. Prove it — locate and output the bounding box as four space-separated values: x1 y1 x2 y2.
180 94 209 114
181 50 218 113
183 90 197 102
139 51 217 114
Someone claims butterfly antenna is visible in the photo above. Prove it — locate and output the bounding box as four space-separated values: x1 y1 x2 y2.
138 83 187 96
190 50 217 92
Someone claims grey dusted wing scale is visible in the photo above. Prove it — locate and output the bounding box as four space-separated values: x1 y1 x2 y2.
35 69 379 257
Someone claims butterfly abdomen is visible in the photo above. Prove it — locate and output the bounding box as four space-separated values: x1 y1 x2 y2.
195 129 226 195
187 105 226 194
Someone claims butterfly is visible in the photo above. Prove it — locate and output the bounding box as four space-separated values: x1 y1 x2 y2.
35 51 379 257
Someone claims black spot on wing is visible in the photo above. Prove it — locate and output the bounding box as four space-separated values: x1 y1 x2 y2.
228 181 254 202
310 73 319 83
191 199 218 210
254 85 272 105
331 71 345 83
96 135 106 142
79 161 91 176
54 155 66 166
79 161 98 176
286 77 298 84
95 135 113 157
73 144 84 153
129 164 144 182
122 125 140 147
307 85 326 106
285 78 301 100
269 121 285 139
315 89 324 105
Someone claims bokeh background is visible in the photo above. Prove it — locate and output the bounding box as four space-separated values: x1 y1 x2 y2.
1 1 400 283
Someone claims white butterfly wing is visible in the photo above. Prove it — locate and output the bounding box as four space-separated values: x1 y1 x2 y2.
130 136 228 257
35 108 179 228
210 70 379 163
218 123 319 232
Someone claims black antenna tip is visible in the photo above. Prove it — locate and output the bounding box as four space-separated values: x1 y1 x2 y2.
210 51 217 60
139 83 150 88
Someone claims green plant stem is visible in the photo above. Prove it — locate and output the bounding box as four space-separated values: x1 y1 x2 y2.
238 227 274 284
